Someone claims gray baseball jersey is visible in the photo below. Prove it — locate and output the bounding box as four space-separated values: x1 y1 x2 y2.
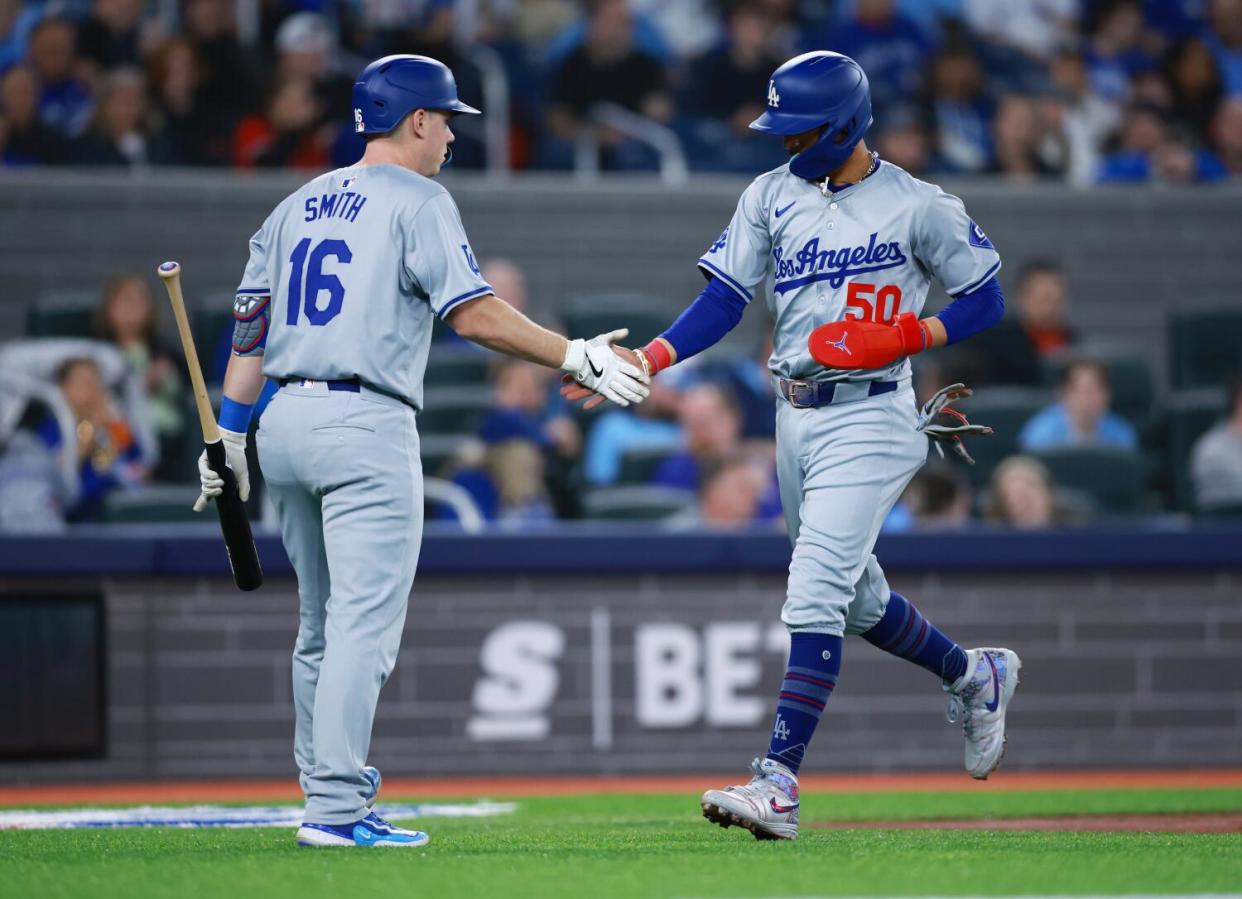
236 163 492 410
698 159 1001 383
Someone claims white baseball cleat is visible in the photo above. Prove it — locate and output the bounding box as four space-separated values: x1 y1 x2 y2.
701 758 800 840
946 648 1021 779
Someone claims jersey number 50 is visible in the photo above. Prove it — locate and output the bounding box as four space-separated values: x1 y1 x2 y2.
287 238 352 326
845 282 901 324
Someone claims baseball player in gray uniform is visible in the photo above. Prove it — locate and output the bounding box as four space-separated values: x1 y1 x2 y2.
566 51 1020 840
195 55 649 848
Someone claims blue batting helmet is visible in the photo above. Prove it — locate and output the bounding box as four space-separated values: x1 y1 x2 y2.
750 51 873 181
352 54 480 135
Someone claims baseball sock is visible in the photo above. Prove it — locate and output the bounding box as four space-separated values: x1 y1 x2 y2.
765 632 842 774
862 591 968 684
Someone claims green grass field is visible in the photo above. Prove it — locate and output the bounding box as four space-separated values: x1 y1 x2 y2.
3 788 1240 899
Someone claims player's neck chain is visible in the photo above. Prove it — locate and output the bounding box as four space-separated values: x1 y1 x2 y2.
817 152 880 197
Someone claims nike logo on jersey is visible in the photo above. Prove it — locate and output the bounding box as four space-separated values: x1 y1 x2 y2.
772 233 908 294
774 202 796 218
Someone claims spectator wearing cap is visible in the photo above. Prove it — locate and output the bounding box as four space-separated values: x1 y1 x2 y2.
1097 101 1227 182
0 64 71 164
1190 378 1242 512
810 0 931 117
925 40 993 174
872 103 932 176
1019 359 1138 453
27 17 93 138
679 1 787 173
1203 0 1242 95
1212 96 1242 174
543 0 673 172
77 0 147 75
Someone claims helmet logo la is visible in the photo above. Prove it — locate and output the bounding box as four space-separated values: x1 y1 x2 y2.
767 80 780 108
353 108 364 133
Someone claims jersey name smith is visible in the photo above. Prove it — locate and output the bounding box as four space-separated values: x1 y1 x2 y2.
773 232 907 294
304 191 368 223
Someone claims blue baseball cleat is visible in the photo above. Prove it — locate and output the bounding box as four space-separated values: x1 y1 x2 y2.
297 812 429 848
363 766 382 809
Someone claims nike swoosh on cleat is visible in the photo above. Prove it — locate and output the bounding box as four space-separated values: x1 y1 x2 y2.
985 654 1000 712
769 798 799 814
774 202 796 218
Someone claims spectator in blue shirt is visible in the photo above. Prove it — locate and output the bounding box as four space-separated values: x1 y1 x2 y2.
808 0 932 116
1019 359 1139 453
1097 102 1227 182
28 17 93 139
1084 0 1158 102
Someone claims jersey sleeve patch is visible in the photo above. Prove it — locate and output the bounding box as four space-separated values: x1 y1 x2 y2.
232 293 270 354
968 219 995 250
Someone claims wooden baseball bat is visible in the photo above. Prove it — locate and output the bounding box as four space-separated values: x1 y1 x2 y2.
157 261 263 592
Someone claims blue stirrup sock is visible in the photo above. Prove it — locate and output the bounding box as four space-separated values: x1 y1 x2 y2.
862 591 969 684
765 632 842 774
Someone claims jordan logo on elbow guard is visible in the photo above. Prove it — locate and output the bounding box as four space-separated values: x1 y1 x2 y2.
828 334 850 356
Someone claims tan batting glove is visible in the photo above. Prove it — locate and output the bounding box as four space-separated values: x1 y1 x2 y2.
193 427 250 512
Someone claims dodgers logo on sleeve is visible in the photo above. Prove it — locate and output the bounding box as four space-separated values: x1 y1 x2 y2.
968 220 995 250
709 227 729 254
461 244 481 275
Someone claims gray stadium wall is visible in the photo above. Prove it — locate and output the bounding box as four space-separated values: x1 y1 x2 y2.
2 527 1240 780
3 170 1242 388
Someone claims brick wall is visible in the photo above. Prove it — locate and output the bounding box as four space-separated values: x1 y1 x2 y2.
4 568 1239 781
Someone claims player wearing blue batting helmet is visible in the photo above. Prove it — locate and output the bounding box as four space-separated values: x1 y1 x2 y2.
352 54 480 136
750 51 873 181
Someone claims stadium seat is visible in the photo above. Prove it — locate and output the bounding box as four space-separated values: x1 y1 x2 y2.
564 293 671 344
418 388 494 436
25 288 99 338
420 433 473 479
1029 446 1147 516
425 347 490 388
1042 344 1156 429
581 485 696 521
953 387 1051 487
1166 387 1226 511
617 446 676 485
103 485 203 523
1168 308 1242 389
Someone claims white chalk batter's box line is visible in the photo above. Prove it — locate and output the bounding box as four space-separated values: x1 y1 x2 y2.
0 801 517 830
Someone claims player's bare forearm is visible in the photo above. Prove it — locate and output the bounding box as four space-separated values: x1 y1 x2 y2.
447 294 568 369
221 353 265 405
923 316 948 349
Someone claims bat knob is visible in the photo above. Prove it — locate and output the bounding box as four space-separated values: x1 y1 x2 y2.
158 261 180 278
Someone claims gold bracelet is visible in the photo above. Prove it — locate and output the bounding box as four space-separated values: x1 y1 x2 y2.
634 348 652 379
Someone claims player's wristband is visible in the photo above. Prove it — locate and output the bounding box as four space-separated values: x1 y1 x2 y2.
639 339 674 375
894 312 933 355
219 397 255 433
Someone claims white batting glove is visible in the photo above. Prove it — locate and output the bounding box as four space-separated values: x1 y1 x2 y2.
194 427 250 512
561 329 650 407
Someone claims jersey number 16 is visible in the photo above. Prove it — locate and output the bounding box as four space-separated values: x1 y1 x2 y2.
287 237 352 326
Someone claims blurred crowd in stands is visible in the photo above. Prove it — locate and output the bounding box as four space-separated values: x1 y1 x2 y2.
2 0 1242 182
2 254 1241 532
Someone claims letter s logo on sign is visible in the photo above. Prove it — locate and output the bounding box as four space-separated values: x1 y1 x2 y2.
467 621 565 740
